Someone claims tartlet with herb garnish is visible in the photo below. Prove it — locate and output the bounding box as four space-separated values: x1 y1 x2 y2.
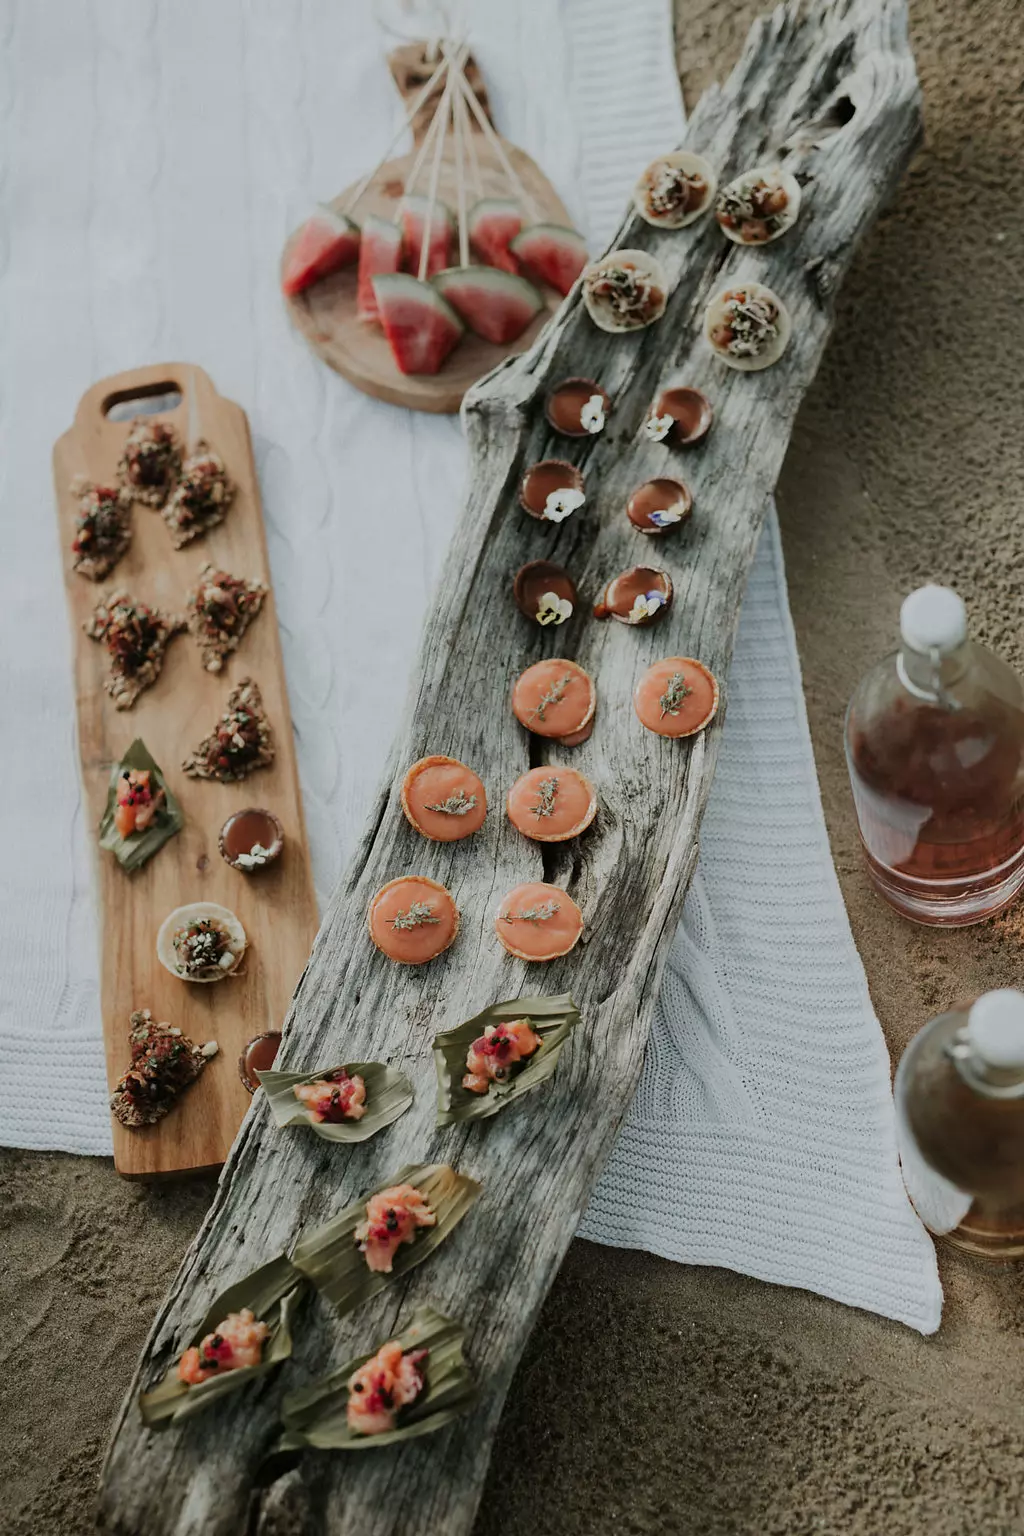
715 164 801 245
511 658 596 742
156 901 247 983
182 677 275 782
99 738 183 871
634 656 720 738
110 1008 218 1129
495 881 584 961
162 440 235 548
117 417 181 508
634 150 717 228
582 249 668 332
186 563 267 672
69 478 132 581
506 766 597 843
433 994 580 1125
259 1059 414 1144
400 756 487 842
84 590 185 709
703 283 792 371
367 876 459 964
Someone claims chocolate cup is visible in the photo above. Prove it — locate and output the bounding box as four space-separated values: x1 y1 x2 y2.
519 459 585 521
238 1031 282 1094
653 386 713 446
218 807 285 872
594 567 673 625
626 476 693 536
544 377 611 438
514 561 578 625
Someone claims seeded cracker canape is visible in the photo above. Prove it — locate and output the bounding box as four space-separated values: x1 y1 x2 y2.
594 567 673 625
633 150 717 229
183 677 275 782
400 757 487 842
495 881 584 961
715 164 801 245
69 478 132 581
84 590 185 709
518 459 586 523
433 994 580 1125
162 441 235 548
513 561 577 627
117 418 181 508
704 282 792 371
626 477 693 535
110 1009 218 1128
368 876 459 964
583 249 668 332
186 563 268 672
644 386 713 447
511 658 596 742
98 738 183 871
156 901 247 983
634 657 720 739
506 766 598 843
258 1059 414 1144
544 377 610 437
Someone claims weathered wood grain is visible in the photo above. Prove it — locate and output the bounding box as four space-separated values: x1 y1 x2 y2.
99 1 920 1529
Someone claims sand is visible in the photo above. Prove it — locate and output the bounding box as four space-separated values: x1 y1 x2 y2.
4 1 1024 1531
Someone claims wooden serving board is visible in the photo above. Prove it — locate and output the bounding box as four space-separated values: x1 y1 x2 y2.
282 44 573 414
53 364 318 1179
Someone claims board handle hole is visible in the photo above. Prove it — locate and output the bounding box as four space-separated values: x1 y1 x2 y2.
102 382 183 421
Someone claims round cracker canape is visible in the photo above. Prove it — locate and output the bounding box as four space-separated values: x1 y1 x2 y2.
703 282 791 372
627 476 693 536
544 377 610 437
594 566 672 625
513 561 577 628
368 876 459 964
634 150 717 229
644 386 713 447
634 657 720 739
400 757 487 842
582 249 668 333
507 766 598 843
519 460 585 524
715 164 801 245
495 881 584 960
157 901 247 983
511 658 596 741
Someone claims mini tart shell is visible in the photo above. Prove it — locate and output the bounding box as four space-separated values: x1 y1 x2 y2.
400 756 488 842
595 567 673 625
544 378 610 438
494 882 584 961
582 249 669 333
511 659 597 740
156 901 247 983
703 282 792 373
218 808 284 871
518 459 585 522
650 386 713 447
506 767 598 843
716 165 801 245
367 876 460 965
634 657 720 739
633 151 717 229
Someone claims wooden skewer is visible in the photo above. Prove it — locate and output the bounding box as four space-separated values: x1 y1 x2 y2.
454 71 469 267
186 367 200 454
403 39 469 201
465 92 484 203
341 49 451 216
452 63 542 220
417 57 457 280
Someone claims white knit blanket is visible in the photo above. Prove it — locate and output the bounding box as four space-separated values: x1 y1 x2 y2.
0 0 941 1333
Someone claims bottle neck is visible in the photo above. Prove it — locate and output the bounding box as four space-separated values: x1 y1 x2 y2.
949 1029 1024 1099
897 639 970 702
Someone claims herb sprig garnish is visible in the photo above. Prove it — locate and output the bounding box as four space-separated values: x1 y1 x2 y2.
531 777 559 819
659 673 692 718
391 902 440 931
528 673 573 725
500 900 560 924
426 789 477 817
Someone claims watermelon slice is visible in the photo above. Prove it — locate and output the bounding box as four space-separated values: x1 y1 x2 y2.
281 206 360 297
510 223 588 297
432 267 544 346
398 195 454 278
468 198 523 274
373 273 464 375
357 216 404 322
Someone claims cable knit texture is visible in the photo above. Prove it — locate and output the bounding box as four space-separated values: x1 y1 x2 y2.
0 0 941 1333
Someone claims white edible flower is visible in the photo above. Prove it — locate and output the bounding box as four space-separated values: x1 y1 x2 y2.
544 486 586 522
649 505 682 528
580 394 606 433
536 591 573 626
645 412 673 442
630 592 664 622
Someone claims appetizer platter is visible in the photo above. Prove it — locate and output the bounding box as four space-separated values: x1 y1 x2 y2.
100 1 920 1530
281 44 580 414
53 364 318 1178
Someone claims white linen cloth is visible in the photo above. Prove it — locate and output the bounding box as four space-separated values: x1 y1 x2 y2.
0 0 942 1333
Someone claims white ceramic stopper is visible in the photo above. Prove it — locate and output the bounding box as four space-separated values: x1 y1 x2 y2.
899 585 967 655
966 989 1024 1069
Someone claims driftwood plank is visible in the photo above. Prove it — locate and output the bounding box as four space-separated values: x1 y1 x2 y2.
98 2 920 1531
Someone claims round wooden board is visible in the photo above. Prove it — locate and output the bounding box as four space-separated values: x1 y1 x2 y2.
282 142 574 415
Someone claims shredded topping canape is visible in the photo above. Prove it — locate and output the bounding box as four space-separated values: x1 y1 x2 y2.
584 259 665 328
716 172 792 243
708 288 781 359
172 916 239 979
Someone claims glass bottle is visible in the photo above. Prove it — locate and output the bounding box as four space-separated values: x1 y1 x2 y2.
896 990 1024 1259
845 584 1024 925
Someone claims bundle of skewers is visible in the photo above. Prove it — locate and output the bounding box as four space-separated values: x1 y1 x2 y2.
280 41 588 376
